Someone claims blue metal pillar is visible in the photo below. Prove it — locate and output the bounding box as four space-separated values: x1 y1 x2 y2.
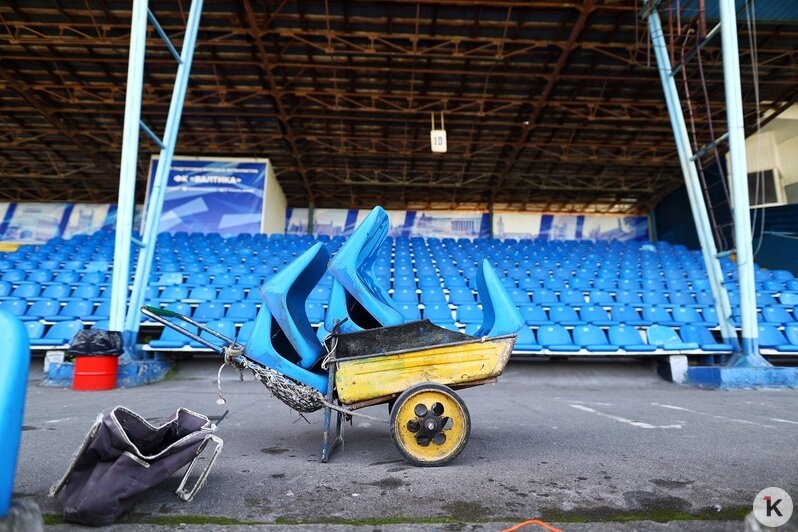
109 0 149 336
0 311 30 517
719 0 765 366
645 2 739 349
122 0 204 351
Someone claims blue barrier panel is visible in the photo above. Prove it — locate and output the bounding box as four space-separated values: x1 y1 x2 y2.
0 310 30 517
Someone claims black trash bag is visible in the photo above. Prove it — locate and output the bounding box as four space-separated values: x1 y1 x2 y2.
67 329 123 357
50 407 223 527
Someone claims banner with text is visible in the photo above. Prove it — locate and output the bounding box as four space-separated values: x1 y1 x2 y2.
493 212 649 241
145 157 268 234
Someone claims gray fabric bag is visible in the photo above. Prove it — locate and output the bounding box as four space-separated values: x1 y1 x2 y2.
50 406 223 526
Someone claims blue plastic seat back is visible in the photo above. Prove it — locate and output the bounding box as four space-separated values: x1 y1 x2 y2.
324 280 368 334
647 325 698 350
784 324 798 346
762 305 792 324
245 305 328 393
758 324 788 348
327 207 403 327
53 299 93 321
538 324 576 348
226 302 258 322
473 260 523 337
671 306 702 324
262 242 329 369
580 305 612 324
194 302 224 321
456 304 483 324
608 324 654 350
573 325 614 349
518 304 550 325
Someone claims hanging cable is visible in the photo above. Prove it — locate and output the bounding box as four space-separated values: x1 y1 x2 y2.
744 0 768 258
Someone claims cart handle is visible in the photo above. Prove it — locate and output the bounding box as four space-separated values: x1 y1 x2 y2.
140 306 235 354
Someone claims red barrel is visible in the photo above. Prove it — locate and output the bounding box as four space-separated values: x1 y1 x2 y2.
72 356 118 391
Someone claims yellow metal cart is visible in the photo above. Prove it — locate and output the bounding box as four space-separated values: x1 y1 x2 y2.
141 307 515 467
322 320 516 466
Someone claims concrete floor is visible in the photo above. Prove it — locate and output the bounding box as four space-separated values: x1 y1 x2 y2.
12 357 798 530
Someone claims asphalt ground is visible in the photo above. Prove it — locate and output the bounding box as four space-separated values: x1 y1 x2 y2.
11 357 798 531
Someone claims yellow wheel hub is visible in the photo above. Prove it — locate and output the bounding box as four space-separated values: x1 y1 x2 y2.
390 383 470 466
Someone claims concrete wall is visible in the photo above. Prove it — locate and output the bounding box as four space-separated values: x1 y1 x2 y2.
262 161 287 234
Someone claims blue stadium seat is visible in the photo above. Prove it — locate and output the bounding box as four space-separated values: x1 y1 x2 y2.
559 289 585 305
779 292 798 306
642 290 669 305
149 323 198 349
761 305 793 325
216 286 246 303
327 207 403 328
641 305 678 326
579 304 615 326
70 284 101 300
21 299 60 321
587 289 614 305
502 288 528 305
678 325 734 352
237 320 256 344
307 285 332 303
190 319 237 349
572 325 619 352
518 305 551 326
646 325 699 351
193 302 225 321
538 325 580 352
548 304 585 326
608 325 656 352
448 287 475 305
185 285 216 303
29 320 83 348
6 283 41 300
212 273 237 286
227 302 258 322
610 305 649 326
423 303 453 323
614 290 643 306
670 306 707 326
47 299 93 322
784 324 798 348
758 324 797 352
456 304 483 324
262 242 330 369
531 289 558 305
27 270 52 283
392 287 419 303
397 303 422 321
304 301 325 323
0 281 11 298
513 327 542 351
159 285 189 302
241 302 328 393
23 321 45 342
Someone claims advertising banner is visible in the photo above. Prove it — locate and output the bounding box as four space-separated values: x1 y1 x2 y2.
62 204 113 239
145 157 268 234
0 203 69 243
493 212 649 241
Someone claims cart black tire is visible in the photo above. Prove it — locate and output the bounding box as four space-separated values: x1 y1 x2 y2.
389 383 470 467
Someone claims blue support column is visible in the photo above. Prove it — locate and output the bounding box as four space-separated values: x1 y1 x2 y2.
0 311 30 518
645 3 738 349
123 0 204 350
109 0 149 337
719 0 764 367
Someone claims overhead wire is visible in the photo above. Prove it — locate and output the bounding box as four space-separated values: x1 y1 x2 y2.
743 0 768 259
